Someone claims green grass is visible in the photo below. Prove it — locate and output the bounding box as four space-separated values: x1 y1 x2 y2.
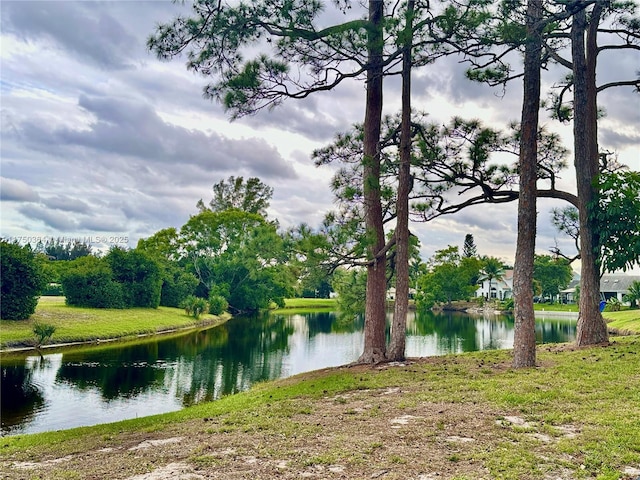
604 309 640 333
0 296 228 349
1 335 639 480
272 297 337 313
533 303 579 312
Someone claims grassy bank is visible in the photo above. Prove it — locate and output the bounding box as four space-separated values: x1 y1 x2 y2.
0 296 228 349
533 303 579 312
604 309 640 334
272 297 337 314
1 336 639 479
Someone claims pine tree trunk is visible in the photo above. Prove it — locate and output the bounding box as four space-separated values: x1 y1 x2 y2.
388 0 415 362
513 0 542 368
572 4 609 346
359 0 387 364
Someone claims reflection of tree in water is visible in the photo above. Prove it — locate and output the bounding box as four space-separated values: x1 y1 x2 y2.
535 319 576 344
409 310 518 353
305 311 364 336
56 343 168 400
1 363 45 434
410 310 480 352
179 312 295 406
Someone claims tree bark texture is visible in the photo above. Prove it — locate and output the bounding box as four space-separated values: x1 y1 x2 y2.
572 4 609 346
512 0 542 369
359 0 387 363
388 0 415 362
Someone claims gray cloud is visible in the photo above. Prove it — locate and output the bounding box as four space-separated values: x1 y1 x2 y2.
43 195 91 214
0 177 40 202
11 94 298 181
18 204 78 231
1 1 137 70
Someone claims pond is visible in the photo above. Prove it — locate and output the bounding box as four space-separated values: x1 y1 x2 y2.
0 309 576 436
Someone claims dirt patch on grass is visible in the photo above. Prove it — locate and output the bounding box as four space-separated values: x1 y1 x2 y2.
0 356 636 480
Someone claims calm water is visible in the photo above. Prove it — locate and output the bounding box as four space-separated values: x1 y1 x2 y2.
1 310 575 436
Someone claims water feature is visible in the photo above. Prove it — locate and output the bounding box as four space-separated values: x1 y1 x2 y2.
0 309 575 435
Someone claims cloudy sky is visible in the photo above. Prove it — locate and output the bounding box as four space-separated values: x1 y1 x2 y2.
1 1 638 271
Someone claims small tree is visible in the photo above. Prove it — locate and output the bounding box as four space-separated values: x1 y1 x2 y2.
33 322 56 347
463 234 478 258
1 241 45 320
331 269 367 317
479 257 507 300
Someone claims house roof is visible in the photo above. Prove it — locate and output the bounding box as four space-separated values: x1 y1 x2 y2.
600 274 640 293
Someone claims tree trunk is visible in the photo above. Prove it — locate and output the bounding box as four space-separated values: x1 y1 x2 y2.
388 0 415 362
572 4 609 346
359 0 387 364
513 0 543 369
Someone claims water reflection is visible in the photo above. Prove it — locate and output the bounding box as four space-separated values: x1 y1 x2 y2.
1 310 575 435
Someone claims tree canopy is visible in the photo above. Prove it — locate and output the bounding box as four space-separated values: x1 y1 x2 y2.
197 176 273 217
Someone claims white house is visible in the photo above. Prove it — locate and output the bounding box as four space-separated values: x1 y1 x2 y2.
475 269 514 300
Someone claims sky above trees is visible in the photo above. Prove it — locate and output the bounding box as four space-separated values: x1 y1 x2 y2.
1 1 638 270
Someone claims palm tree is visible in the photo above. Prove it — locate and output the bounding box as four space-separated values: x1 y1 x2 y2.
623 280 640 309
479 257 507 300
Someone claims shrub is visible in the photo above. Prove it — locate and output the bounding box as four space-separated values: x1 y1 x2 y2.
501 298 514 312
61 256 124 308
181 295 208 319
1 241 45 320
606 297 622 312
208 294 228 315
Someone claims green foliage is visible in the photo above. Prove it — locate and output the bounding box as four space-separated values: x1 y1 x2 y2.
106 248 163 308
592 170 640 272
160 267 199 308
623 281 640 309
42 239 92 261
181 209 294 312
208 294 228 315
197 176 273 216
136 228 180 263
181 295 209 319
533 255 573 300
416 246 481 309
0 240 45 320
606 297 622 312
501 298 514 312
331 269 367 316
61 256 125 309
33 322 56 347
463 233 477 258
287 224 334 299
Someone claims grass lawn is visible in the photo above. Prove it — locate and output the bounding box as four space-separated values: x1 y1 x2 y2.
533 303 579 312
1 336 639 479
271 297 338 314
0 296 228 349
604 309 640 334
